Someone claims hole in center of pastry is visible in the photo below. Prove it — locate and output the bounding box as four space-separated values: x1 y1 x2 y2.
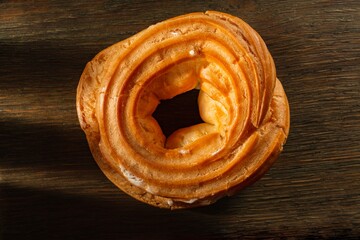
137 58 228 149
152 89 203 138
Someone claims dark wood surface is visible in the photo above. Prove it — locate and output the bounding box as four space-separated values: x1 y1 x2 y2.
1 1 359 239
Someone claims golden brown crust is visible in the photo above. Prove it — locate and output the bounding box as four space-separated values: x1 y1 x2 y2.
76 11 290 209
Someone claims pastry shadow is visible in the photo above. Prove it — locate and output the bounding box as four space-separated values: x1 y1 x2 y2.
2 183 233 239
0 120 233 239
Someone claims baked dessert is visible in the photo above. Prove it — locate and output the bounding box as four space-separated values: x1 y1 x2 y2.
76 11 290 209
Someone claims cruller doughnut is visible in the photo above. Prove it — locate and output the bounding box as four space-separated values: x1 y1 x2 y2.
76 11 290 209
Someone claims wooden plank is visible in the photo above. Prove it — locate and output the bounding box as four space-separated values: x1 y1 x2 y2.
1 0 359 239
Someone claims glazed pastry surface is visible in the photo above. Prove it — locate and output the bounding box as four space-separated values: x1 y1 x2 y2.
77 11 290 209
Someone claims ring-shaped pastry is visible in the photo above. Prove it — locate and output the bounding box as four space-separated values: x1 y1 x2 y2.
77 11 290 209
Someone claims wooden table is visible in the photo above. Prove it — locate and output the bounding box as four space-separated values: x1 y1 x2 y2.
1 1 359 239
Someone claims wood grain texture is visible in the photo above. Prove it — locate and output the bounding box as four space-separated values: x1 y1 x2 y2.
0 0 359 239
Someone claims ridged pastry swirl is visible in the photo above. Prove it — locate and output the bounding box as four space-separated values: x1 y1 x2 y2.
77 11 290 209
